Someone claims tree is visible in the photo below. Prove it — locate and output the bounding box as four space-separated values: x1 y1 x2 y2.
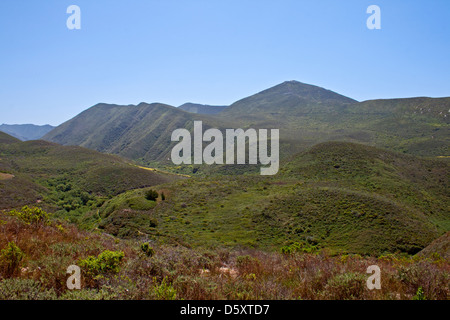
145 189 159 201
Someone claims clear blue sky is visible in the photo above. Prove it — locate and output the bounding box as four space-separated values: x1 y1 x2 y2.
1 0 449 125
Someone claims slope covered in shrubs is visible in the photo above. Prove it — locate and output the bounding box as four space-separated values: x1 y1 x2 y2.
0 207 448 300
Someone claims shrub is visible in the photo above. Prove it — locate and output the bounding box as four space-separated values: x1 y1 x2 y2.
79 250 125 276
280 242 319 255
153 277 177 300
0 278 56 300
413 286 427 300
141 243 155 257
322 273 367 300
0 242 25 277
8 206 50 225
145 190 159 201
161 192 166 201
236 255 255 269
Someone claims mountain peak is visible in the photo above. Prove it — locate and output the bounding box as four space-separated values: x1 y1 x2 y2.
260 81 357 103
222 80 357 117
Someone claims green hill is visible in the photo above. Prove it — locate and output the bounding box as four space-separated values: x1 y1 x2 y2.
43 102 229 165
92 142 448 255
222 80 357 119
0 133 180 215
0 131 21 144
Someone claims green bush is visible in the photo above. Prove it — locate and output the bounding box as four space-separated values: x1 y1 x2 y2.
141 243 155 257
79 250 125 276
413 286 427 300
145 190 159 201
280 242 319 255
0 278 56 300
0 242 25 277
8 206 50 225
153 277 177 300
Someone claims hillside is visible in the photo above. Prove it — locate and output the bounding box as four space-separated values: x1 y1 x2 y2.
418 232 449 260
1 207 447 300
43 102 229 164
0 124 55 141
43 81 450 166
0 132 180 215
178 103 228 114
91 142 448 256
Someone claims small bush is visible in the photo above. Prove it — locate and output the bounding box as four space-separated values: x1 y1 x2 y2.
153 277 177 300
8 206 50 225
79 250 125 276
322 273 367 300
0 242 25 277
145 190 159 201
141 243 155 257
280 242 319 255
413 286 427 300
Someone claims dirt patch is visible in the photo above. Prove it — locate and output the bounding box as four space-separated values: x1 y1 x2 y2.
0 173 15 180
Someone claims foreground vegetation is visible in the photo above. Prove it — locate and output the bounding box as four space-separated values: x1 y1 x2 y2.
0 207 448 300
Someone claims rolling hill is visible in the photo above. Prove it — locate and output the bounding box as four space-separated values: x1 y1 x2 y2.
0 132 180 214
91 142 449 255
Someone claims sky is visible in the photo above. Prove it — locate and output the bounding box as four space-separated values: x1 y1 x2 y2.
0 0 449 126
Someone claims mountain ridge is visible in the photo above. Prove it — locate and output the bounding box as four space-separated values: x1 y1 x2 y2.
43 80 450 164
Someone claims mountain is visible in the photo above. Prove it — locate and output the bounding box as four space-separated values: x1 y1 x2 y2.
43 81 450 166
0 124 55 141
179 103 228 114
220 81 449 157
43 102 230 164
0 132 179 213
222 80 357 118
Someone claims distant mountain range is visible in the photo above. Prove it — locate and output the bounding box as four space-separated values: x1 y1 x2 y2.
43 81 449 164
0 123 55 141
